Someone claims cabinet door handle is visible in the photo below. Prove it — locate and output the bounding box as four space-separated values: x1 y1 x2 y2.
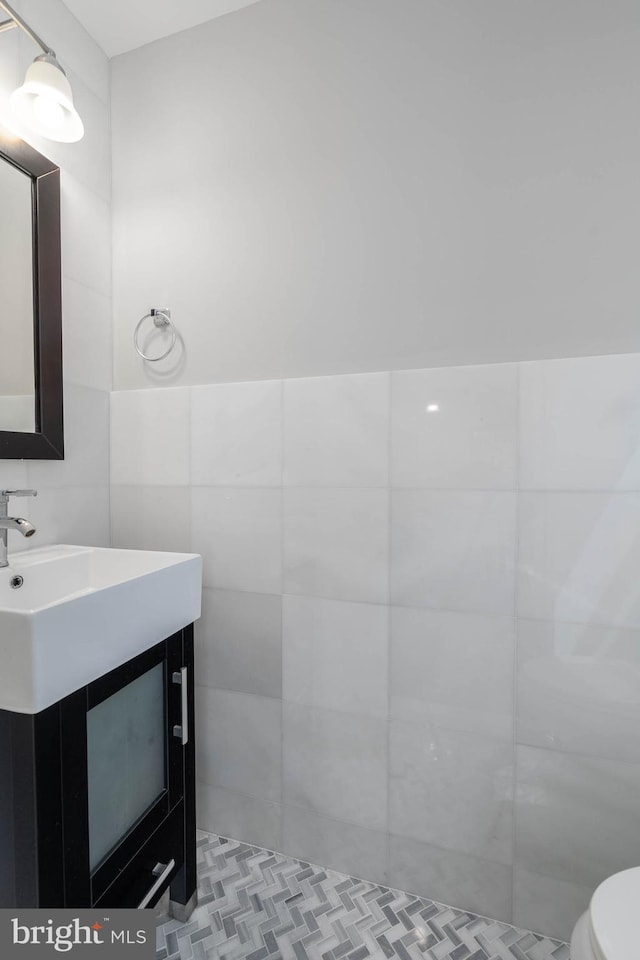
172 667 189 745
137 858 176 909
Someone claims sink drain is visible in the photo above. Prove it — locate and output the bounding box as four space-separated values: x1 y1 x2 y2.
10 575 24 589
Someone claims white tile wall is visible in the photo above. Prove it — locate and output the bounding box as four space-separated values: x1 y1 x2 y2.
192 381 282 487
283 488 389 603
390 607 514 739
192 487 282 594
389 720 514 865
283 373 389 487
518 492 640 627
283 595 388 718
391 490 517 615
0 0 111 554
519 354 640 491
390 364 518 489
110 351 640 941
282 702 388 832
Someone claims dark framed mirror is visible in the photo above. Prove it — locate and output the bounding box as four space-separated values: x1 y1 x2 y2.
0 126 63 459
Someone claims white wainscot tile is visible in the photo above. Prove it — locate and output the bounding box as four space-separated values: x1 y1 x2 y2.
517 619 640 763
29 486 110 549
283 595 388 718
512 867 592 943
110 486 191 553
520 353 640 491
391 491 516 616
284 373 389 486
0 461 29 493
390 607 514 739
284 489 388 603
283 703 387 832
191 380 282 486
29 385 109 488
196 687 282 803
391 363 517 489
111 388 189 486
192 488 282 593
388 834 512 923
515 746 640 888
282 806 387 887
196 781 282 851
518 492 640 627
196 588 282 699
389 720 514 865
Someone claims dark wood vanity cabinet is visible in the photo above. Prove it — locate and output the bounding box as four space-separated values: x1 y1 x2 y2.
0 626 196 915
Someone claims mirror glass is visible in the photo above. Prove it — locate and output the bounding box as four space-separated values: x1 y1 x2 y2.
0 156 35 433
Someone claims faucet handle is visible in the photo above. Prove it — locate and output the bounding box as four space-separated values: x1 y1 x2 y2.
0 489 38 499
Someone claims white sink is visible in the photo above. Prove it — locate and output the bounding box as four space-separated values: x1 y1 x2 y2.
0 544 202 714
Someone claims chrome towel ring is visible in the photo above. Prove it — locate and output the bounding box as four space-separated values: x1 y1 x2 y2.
134 308 177 362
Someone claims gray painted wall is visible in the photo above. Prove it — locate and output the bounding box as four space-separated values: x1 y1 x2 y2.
112 0 640 389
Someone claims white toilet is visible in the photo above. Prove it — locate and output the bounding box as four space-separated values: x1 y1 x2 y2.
570 867 640 959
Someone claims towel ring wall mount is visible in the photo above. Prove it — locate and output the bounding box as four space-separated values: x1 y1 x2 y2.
134 307 177 362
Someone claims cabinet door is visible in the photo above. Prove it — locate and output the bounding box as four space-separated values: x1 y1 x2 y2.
61 633 187 906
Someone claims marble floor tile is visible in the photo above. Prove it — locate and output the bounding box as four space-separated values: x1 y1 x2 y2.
157 833 569 960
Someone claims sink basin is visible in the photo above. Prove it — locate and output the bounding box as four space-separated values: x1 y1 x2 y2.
0 544 202 714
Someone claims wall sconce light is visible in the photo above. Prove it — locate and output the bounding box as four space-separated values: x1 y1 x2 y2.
0 0 84 142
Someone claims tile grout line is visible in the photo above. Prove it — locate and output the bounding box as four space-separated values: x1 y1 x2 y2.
279 377 285 844
511 361 521 924
385 371 393 885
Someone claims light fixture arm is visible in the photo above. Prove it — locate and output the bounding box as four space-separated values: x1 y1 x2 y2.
0 0 53 56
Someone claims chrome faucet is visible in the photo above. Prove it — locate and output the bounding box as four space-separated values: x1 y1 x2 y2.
0 489 37 568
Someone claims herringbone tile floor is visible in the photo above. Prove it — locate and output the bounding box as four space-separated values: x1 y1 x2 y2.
156 834 570 960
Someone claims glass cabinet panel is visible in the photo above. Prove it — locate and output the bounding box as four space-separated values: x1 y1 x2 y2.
86 663 166 871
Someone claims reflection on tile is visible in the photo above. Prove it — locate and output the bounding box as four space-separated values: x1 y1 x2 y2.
110 485 191 552
196 781 282 852
391 363 517 489
191 487 282 593
518 492 640 627
515 746 640 887
391 490 516 615
196 588 282 699
283 595 387 717
390 606 514 739
520 354 640 491
284 373 389 487
196 687 282 803
191 380 282 486
284 488 389 603
512 867 592 943
282 806 387 886
388 834 512 923
283 702 387 831
110 387 189 486
517 619 640 763
389 720 513 865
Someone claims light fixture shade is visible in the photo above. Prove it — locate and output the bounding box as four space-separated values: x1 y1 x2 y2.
10 54 84 143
